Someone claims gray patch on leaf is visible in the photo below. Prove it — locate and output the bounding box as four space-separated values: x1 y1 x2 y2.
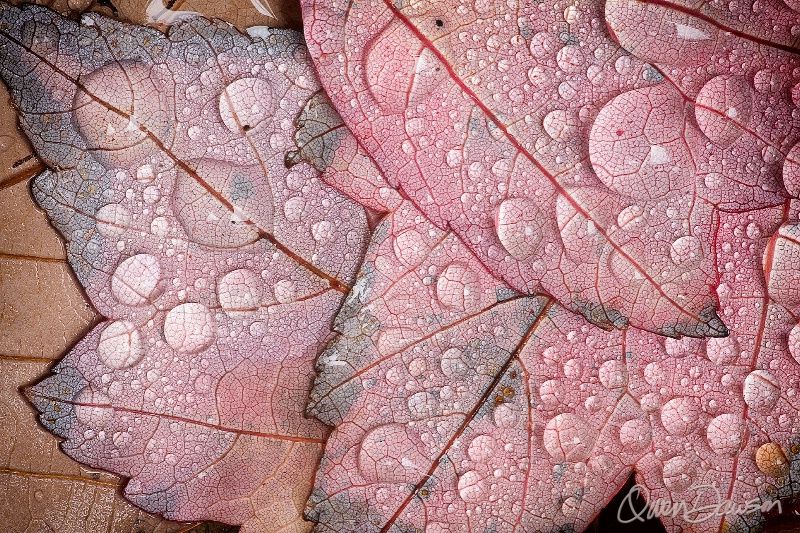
25 363 87 439
287 90 348 172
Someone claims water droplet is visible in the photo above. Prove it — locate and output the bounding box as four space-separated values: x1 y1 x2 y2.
599 359 627 390
312 220 334 242
143 185 161 204
694 75 751 148
542 109 576 140
468 435 497 462
539 379 564 406
660 397 699 436
764 224 800 307
218 269 262 314
97 320 146 370
495 198 546 261
407 391 439 419
436 262 481 311
746 222 762 240
111 254 162 306
408 357 427 377
283 196 306 222
163 303 216 354
458 470 487 502
219 78 273 134
753 69 781 93
563 358 583 378
706 335 739 365
662 456 694 492
95 204 132 237
616 205 647 234
619 419 651 451
670 236 703 267
543 413 597 462
529 32 556 59
136 164 155 182
440 347 468 379
783 143 800 197
150 217 169 238
706 414 746 456
755 442 789 477
789 323 800 364
393 228 428 267
556 45 584 73
274 279 297 304
74 387 113 426
562 496 581 517
743 370 780 412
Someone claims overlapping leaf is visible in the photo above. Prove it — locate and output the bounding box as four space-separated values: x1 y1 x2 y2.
0 4 368 531
288 92 800 532
294 0 800 531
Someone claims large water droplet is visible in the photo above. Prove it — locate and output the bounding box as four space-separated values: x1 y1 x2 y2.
219 78 273 134
694 75 751 148
458 469 487 502
619 419 651 451
782 142 800 197
407 391 439 419
436 263 481 311
706 414 746 455
742 370 780 412
467 434 498 462
97 320 146 370
755 442 789 477
111 254 163 306
789 323 800 364
599 360 628 390
616 205 647 234
543 413 597 462
670 236 703 267
495 198 546 261
74 387 114 426
163 303 216 354
217 269 262 314
660 397 699 436
96 204 132 237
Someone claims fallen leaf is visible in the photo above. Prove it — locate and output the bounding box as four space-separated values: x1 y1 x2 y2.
293 1 800 530
0 2 367 531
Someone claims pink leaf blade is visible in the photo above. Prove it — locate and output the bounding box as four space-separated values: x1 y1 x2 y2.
0 4 369 531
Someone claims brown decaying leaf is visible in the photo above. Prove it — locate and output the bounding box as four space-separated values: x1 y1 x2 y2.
0 0 294 531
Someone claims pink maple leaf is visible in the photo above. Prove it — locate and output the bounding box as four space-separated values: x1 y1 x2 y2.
0 4 368 531
292 0 800 531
